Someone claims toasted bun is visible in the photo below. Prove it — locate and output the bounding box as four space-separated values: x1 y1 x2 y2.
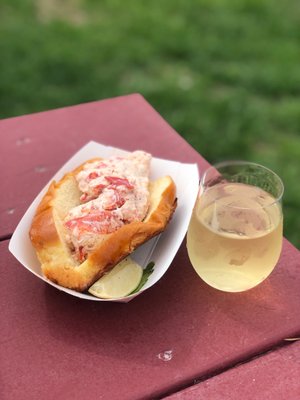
29 158 177 292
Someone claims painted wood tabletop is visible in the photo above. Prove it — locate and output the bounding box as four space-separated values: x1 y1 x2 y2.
1 94 299 400
164 341 300 400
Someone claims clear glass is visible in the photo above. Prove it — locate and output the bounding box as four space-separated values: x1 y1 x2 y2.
187 161 284 292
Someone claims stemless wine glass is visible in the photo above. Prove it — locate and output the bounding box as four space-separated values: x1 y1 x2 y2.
187 161 284 292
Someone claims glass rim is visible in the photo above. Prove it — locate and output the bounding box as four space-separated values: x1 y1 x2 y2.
200 160 284 207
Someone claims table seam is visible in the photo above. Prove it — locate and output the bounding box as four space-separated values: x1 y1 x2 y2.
156 340 300 399
0 233 12 242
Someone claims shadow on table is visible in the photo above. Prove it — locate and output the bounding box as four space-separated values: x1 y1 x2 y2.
43 241 300 369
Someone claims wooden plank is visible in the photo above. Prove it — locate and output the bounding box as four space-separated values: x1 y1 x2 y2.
164 342 300 399
1 236 300 400
0 93 208 237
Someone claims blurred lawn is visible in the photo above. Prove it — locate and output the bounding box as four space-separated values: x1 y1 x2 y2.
0 0 299 248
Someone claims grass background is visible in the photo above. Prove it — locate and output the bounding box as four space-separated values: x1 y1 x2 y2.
1 0 299 248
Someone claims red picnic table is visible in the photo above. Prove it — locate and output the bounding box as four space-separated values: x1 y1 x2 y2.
1 94 300 400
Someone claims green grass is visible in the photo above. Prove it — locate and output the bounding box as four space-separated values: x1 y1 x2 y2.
1 0 299 248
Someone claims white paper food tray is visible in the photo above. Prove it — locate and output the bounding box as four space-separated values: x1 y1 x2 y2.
9 141 199 303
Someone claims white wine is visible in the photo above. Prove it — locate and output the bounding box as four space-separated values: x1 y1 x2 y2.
187 182 283 292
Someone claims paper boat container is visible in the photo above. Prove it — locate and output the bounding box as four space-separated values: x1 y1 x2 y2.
9 141 199 303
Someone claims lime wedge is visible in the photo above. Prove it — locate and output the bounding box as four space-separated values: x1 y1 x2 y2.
88 257 143 299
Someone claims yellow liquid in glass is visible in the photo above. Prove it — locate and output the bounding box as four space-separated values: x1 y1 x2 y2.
187 183 283 292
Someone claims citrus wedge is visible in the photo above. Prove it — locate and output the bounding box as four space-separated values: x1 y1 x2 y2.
88 257 143 299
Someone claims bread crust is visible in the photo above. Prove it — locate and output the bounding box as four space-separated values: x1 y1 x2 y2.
29 158 177 292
